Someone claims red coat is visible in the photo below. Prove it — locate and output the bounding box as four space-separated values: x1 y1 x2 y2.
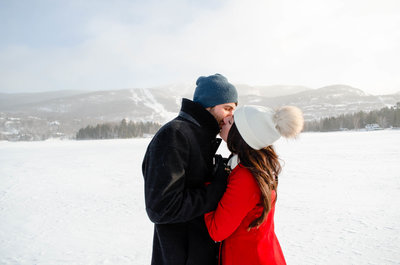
205 164 286 265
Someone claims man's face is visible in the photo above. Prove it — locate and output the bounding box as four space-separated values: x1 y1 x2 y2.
220 115 234 142
207 102 236 130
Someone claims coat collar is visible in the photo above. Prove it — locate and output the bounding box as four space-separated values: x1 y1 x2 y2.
179 98 220 136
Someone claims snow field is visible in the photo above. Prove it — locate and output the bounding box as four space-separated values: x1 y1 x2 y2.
0 130 399 265
0 139 153 265
274 131 400 265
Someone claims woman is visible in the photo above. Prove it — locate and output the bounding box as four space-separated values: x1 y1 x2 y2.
205 105 304 265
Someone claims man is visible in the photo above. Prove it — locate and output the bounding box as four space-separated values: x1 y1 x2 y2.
142 73 238 265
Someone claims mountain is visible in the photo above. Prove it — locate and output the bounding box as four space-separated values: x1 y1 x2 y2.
251 84 398 120
1 84 399 140
235 84 311 98
0 90 87 110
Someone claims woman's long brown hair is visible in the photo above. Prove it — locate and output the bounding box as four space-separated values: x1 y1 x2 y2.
227 123 282 229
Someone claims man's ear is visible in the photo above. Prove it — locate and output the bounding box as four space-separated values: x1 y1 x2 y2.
205 106 214 112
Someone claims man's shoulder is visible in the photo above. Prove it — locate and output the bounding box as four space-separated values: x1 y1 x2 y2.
151 118 193 143
162 113 207 132
159 117 192 133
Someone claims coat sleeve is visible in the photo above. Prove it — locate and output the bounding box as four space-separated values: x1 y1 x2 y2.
142 126 226 224
204 167 261 242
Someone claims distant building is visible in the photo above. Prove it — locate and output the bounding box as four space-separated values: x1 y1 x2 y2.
365 124 383 130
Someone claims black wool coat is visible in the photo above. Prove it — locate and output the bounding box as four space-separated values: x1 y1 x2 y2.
142 98 227 265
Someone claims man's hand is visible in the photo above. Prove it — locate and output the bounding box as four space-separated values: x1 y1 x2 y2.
212 155 230 183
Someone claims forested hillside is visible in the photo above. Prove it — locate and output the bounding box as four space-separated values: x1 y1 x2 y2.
304 103 400 131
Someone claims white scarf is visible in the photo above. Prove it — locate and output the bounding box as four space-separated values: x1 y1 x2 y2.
227 154 239 170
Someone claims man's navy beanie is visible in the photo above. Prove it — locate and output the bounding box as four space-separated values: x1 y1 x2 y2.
193 73 238 108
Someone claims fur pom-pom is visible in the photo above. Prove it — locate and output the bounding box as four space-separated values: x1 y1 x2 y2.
274 106 304 138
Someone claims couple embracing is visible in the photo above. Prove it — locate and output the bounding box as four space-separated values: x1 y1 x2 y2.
142 74 304 265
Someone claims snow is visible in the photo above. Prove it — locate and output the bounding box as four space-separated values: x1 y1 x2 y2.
129 89 142 104
129 88 177 122
1 131 399 265
274 130 400 264
37 107 54 112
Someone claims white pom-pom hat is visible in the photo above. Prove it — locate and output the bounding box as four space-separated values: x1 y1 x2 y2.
234 105 304 150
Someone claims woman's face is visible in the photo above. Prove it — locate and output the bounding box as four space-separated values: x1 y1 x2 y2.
220 116 234 142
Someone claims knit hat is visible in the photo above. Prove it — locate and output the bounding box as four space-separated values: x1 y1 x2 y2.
193 74 238 108
234 105 304 150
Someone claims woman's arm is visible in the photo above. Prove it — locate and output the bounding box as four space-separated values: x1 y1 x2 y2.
204 167 261 241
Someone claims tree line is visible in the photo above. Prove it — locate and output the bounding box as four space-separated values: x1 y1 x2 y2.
304 102 400 132
76 119 162 140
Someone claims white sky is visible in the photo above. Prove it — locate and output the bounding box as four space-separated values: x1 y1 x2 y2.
0 0 399 95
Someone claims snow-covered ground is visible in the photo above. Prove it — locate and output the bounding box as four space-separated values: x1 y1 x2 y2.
0 130 399 265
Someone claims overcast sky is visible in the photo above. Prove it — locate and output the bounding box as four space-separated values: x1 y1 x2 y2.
1 0 399 95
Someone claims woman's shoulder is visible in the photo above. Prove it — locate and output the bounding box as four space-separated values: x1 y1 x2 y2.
230 164 259 189
231 163 252 176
